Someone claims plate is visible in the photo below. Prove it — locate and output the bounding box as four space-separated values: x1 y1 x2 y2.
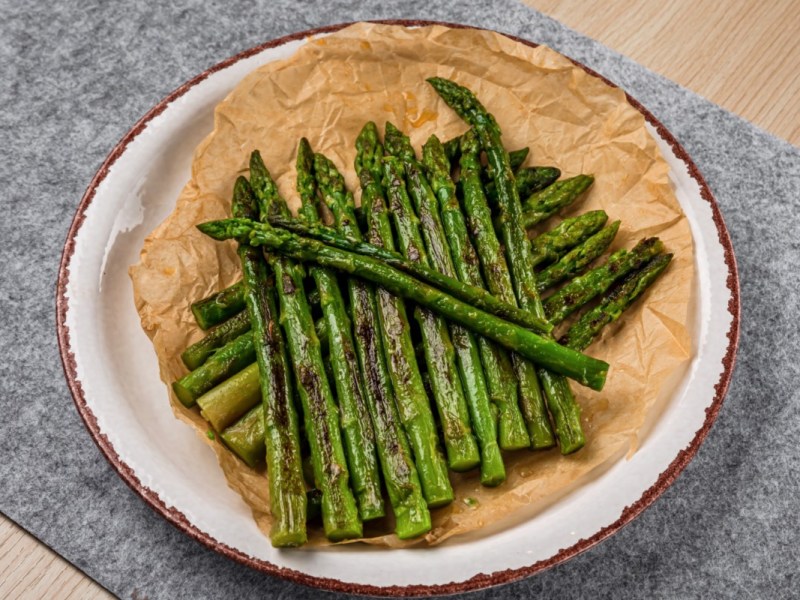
56 20 739 596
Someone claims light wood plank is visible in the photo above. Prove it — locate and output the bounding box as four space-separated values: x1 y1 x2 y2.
524 0 800 145
0 515 112 600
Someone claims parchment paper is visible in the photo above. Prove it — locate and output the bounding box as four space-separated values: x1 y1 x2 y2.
129 22 694 547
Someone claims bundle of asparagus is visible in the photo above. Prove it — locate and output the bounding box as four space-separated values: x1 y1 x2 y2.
169 78 672 547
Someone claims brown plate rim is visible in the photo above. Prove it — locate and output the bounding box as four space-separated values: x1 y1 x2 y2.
55 19 741 597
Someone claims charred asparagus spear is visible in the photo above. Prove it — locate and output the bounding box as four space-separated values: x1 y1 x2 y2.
230 175 307 547
296 141 385 522
544 237 664 324
190 280 247 330
249 152 362 542
536 221 620 292
172 331 255 407
530 211 608 268
560 253 673 350
414 132 506 486
454 132 530 450
219 405 326 525
181 310 251 370
313 146 433 536
429 77 585 454
355 122 452 509
197 217 610 391
382 128 480 472
457 129 553 449
520 175 595 228
422 134 508 481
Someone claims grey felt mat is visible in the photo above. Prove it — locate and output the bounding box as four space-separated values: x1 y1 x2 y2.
1 1 798 598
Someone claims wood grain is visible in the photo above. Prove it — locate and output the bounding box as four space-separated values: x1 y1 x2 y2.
0 515 111 599
3 3 797 598
524 0 800 145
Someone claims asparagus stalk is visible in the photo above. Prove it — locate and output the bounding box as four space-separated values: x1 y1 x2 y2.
521 175 595 228
509 148 530 171
220 403 265 469
183 308 329 374
249 153 361 542
382 128 480 472
560 253 673 350
514 166 561 199
536 221 620 292
429 77 586 454
218 405 325 526
316 149 432 533
172 331 255 407
458 129 553 449
198 217 609 391
190 330 338 431
545 237 664 324
181 310 251 370
230 176 306 547
355 122 452 509
190 280 247 330
265 216 552 335
197 361 261 431
530 211 608 268
297 141 385 522
192 318 328 431
422 133 506 485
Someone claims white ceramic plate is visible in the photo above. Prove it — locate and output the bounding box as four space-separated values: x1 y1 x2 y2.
57 21 739 596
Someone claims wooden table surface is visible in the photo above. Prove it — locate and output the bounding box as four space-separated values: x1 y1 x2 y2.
4 2 798 598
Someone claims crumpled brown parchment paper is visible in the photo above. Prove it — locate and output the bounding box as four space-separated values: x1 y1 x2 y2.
129 22 694 547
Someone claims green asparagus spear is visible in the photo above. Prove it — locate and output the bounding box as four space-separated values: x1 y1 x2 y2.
545 237 664 324
382 129 480 472
271 253 362 541
299 142 384 522
230 176 306 547
423 133 505 485
189 270 326 331
172 332 255 407
530 210 608 268
220 403 265 468
265 215 552 335
443 135 461 167
249 152 361 542
429 77 585 454
536 221 620 292
458 128 553 449
515 166 562 199
197 361 261 431
181 310 251 370
219 406 328 527
355 122 452 510
190 280 247 330
509 147 530 172
486 166 561 202
521 175 595 228
183 308 327 373
198 217 610 391
560 253 673 350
